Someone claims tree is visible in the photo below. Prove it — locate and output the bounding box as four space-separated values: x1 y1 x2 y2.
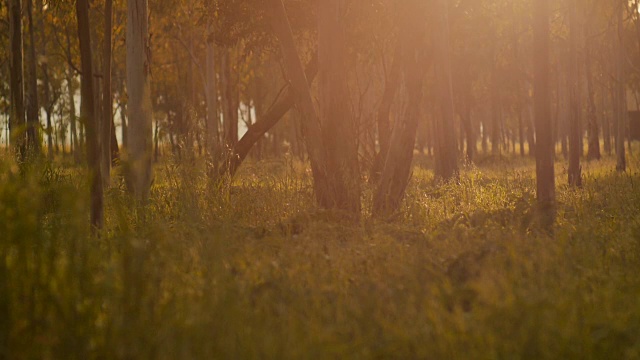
433 0 459 181
533 0 555 227
76 0 104 230
25 0 40 155
8 0 25 159
372 0 428 218
102 0 114 187
568 0 582 186
126 0 154 201
615 0 626 172
317 0 361 214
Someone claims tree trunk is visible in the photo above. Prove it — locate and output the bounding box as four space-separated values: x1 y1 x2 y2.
226 56 318 177
534 0 555 228
615 0 626 172
585 25 601 161
101 0 114 186
267 0 331 208
25 0 40 155
433 0 459 181
568 0 582 187
8 0 26 160
126 0 154 201
370 42 402 180
76 0 104 230
37 0 53 161
205 24 220 173
372 1 428 218
318 0 361 215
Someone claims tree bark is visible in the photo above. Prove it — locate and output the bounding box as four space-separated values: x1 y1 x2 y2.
8 0 26 160
126 0 154 201
76 0 104 230
534 0 555 228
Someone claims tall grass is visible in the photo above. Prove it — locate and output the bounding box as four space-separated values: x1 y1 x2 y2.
1 151 640 359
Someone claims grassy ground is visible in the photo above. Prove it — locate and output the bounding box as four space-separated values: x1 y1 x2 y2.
2 150 640 359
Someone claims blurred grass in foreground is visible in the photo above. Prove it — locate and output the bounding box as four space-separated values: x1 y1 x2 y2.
1 152 640 359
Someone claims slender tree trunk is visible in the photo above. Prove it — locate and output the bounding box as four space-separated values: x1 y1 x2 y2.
37 0 53 161
318 0 361 215
534 0 555 228
585 27 601 161
76 0 104 230
8 0 26 160
25 0 40 155
101 0 113 186
568 0 582 186
126 0 154 201
615 0 627 172
205 24 220 173
433 0 458 181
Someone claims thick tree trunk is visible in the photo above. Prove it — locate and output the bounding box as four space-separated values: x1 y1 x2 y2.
101 0 114 186
126 0 154 201
25 0 40 155
318 0 361 215
568 0 582 187
8 0 26 160
76 0 104 230
534 0 555 227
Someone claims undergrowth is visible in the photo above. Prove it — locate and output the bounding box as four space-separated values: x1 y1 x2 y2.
1 152 640 359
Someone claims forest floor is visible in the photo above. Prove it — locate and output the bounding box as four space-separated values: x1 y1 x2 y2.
2 148 640 359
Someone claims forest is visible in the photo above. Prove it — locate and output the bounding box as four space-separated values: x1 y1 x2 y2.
2 0 640 358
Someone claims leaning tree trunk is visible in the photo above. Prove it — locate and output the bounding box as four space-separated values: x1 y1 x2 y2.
25 0 40 155
101 0 114 187
318 0 361 215
267 0 332 207
534 0 556 228
8 0 26 160
226 56 318 177
126 0 154 201
568 0 582 187
372 1 428 219
76 0 104 230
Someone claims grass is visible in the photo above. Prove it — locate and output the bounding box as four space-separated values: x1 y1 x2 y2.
2 149 640 359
